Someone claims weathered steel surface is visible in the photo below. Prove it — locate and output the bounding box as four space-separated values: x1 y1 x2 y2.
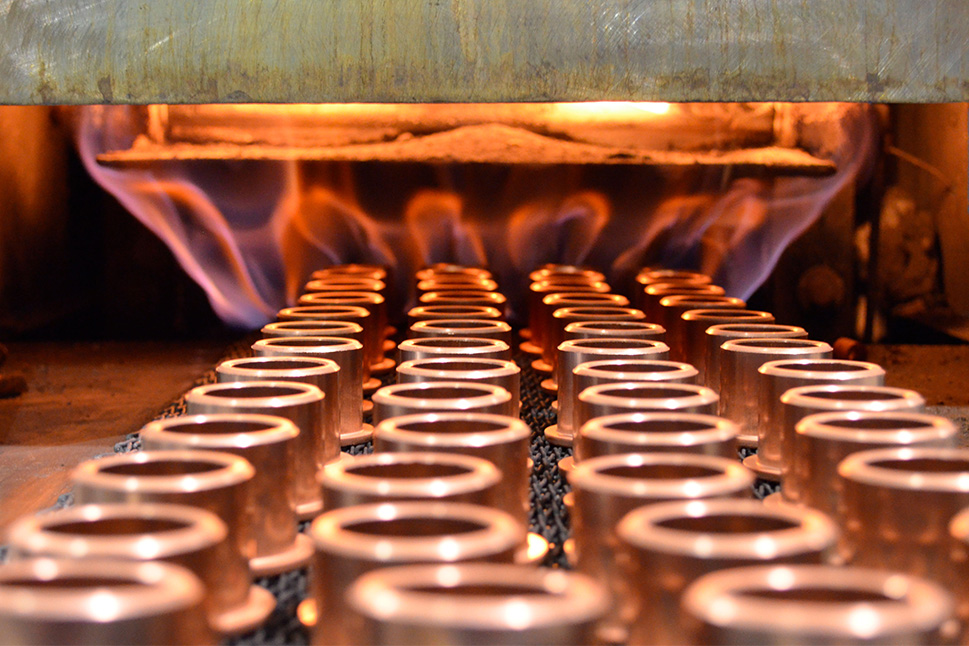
1 0 967 104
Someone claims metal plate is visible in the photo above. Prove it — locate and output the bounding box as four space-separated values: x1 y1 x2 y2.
1 0 967 104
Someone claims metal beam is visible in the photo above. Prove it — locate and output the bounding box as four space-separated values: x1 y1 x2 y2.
1 0 967 104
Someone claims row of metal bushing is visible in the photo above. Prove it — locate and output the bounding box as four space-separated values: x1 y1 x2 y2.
0 263 607 645
519 265 966 644
2 263 968 645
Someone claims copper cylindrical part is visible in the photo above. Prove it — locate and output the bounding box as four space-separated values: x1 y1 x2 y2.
755 359 886 478
71 450 255 590
252 336 369 448
417 277 498 294
303 278 386 298
544 306 646 372
642 283 725 324
551 338 671 446
574 359 698 392
656 296 746 355
947 508 969 634
780 384 926 502
569 452 753 632
679 309 774 379
262 319 365 345
618 499 837 645
345 563 611 645
396 357 520 415
703 323 808 391
530 265 606 283
372 381 514 423
718 338 832 447
565 320 666 344
216 355 345 448
319 451 502 511
792 411 958 514
838 447 969 582
408 318 513 345
418 290 508 317
526 279 611 351
140 413 313 575
680 564 955 645
416 265 493 281
298 291 389 370
535 292 629 365
0 558 213 645
309 501 524 645
373 413 531 525
397 336 512 363
311 264 387 282
185 380 328 518
572 412 739 467
635 268 712 289
576 383 720 438
277 304 370 326
6 503 274 636
407 304 504 326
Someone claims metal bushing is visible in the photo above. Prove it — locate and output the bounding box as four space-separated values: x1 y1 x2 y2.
216 355 347 446
184 381 328 519
372 413 530 527
948 508 969 634
779 384 926 504
6 503 274 637
416 265 493 282
529 265 606 284
544 306 647 373
311 264 388 282
656 296 747 356
297 292 392 373
419 290 508 318
642 283 725 325
679 309 775 379
397 336 512 363
276 304 370 327
396 358 520 415
345 563 611 645
262 319 365 344
71 450 256 591
563 411 740 475
635 268 712 289
575 383 720 445
309 501 524 645
838 447 969 583
319 451 502 513
703 323 809 390
0 558 213 645
303 277 387 297
407 304 504 327
718 338 832 448
525 279 611 352
140 414 313 575
252 337 371 447
680 564 955 645
790 411 958 515
574 359 698 392
372 381 514 424
548 339 671 447
534 293 629 368
409 318 513 345
753 359 886 481
417 277 499 294
565 320 666 344
569 452 753 637
618 499 838 645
